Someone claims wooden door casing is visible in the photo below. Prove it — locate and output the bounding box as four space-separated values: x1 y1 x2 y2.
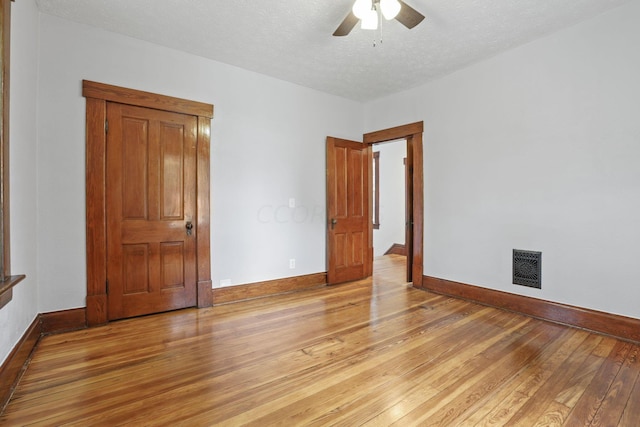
106 104 197 320
404 149 413 283
364 122 424 285
84 80 213 326
326 137 372 284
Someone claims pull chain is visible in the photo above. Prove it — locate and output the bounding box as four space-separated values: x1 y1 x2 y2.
373 5 383 47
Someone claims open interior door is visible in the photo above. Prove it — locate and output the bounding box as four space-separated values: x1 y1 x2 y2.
326 137 372 285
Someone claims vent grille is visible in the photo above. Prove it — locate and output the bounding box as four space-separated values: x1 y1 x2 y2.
513 249 541 289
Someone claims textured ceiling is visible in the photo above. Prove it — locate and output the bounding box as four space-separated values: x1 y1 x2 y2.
35 0 630 102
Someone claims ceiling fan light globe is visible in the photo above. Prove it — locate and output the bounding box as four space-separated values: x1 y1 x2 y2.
380 0 401 20
360 9 379 30
352 0 372 20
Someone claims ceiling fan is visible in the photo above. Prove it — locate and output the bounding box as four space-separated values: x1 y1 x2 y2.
333 0 425 36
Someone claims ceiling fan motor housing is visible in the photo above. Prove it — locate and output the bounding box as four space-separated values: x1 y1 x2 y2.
334 0 425 37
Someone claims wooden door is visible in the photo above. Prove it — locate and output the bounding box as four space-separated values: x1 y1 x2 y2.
326 137 372 284
106 103 197 320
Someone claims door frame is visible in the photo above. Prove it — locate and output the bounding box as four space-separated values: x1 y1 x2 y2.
83 80 214 326
364 122 424 284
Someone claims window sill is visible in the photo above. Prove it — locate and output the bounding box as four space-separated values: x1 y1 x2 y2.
0 275 26 310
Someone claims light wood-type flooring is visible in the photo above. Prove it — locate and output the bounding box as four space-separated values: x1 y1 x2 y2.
2 255 639 426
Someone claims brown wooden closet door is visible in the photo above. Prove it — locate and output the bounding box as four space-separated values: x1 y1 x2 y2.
106 103 197 320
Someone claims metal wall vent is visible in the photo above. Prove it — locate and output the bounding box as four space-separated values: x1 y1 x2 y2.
513 249 541 289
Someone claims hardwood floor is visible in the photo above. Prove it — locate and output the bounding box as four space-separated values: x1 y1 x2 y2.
2 255 639 426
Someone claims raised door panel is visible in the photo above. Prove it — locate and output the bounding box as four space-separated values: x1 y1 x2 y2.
160 242 185 290
121 117 149 220
348 148 365 218
351 231 364 266
160 123 185 220
123 244 149 294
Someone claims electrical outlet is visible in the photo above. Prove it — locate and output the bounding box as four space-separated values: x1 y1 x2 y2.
289 198 296 208
289 258 296 269
220 279 232 287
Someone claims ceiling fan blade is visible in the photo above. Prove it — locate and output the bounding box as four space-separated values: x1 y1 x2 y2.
396 0 425 29
333 11 359 36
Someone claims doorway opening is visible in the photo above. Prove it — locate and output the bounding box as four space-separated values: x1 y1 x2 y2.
365 121 424 286
372 139 408 281
325 121 423 287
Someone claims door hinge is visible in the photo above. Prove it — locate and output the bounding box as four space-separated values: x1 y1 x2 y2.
105 119 109 133
106 279 109 294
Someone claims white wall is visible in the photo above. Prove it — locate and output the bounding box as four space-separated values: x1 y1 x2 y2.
365 0 640 319
373 141 406 256
35 14 363 312
0 0 40 365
